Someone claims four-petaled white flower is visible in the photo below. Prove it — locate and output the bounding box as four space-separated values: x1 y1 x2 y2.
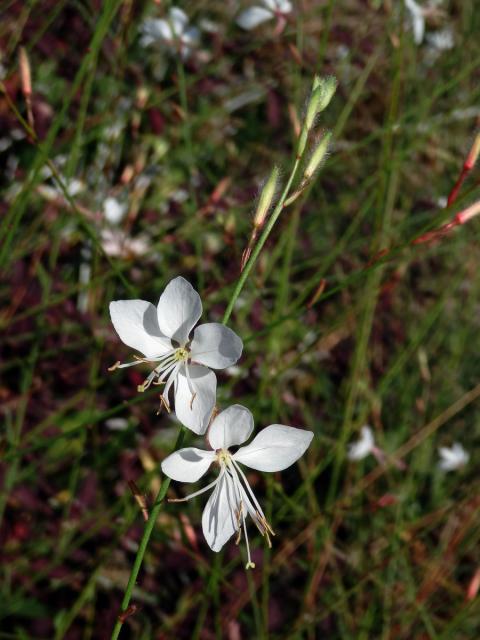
237 0 292 31
438 443 469 472
109 277 243 434
140 7 200 59
347 425 375 461
161 405 313 568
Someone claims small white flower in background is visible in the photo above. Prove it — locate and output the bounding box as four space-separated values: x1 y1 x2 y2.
427 28 454 52
348 425 406 470
347 425 375 461
109 277 243 434
140 7 200 59
103 197 127 225
100 228 150 258
161 405 313 568
438 443 469 472
404 0 425 44
105 417 129 431
237 0 292 31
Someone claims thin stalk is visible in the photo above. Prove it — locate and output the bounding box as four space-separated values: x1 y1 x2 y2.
112 81 324 638
222 157 302 325
110 427 186 640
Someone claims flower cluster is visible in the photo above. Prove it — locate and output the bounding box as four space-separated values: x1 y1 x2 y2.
110 277 313 566
138 3 295 61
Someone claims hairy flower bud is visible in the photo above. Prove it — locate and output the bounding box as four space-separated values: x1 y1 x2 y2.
315 76 337 113
304 131 332 179
254 166 279 227
305 76 337 131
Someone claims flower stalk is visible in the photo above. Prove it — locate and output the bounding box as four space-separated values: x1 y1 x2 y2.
110 76 335 638
224 76 336 323
111 427 186 640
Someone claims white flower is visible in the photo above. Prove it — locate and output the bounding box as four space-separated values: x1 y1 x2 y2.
237 0 292 31
109 277 243 434
103 197 127 225
427 28 454 52
100 228 150 258
347 425 375 461
438 443 469 472
140 8 200 59
161 405 313 567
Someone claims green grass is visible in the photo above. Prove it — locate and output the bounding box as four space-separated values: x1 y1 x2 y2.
1 0 480 638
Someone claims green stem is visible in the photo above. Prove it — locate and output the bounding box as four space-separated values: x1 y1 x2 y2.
110 427 186 640
222 157 302 325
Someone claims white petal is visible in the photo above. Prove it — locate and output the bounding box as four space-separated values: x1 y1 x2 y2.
103 197 126 225
169 7 188 34
190 323 243 370
157 277 202 345
275 0 292 13
174 364 216 434
236 7 273 30
263 0 291 12
109 300 171 358
202 473 238 551
161 447 215 482
208 405 254 450
234 425 314 472
140 18 173 43
347 425 375 461
404 0 424 45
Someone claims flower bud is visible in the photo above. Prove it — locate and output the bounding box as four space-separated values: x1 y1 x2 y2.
304 76 337 130
304 131 332 179
316 76 337 112
254 166 279 227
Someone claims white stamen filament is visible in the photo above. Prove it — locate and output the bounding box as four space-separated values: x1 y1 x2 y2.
169 478 219 503
225 464 255 569
169 469 224 503
117 348 178 370
231 459 273 536
162 361 183 406
229 468 263 548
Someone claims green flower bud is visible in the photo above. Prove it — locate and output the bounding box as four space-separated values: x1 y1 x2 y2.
316 76 337 113
305 76 337 130
254 166 279 227
304 131 332 179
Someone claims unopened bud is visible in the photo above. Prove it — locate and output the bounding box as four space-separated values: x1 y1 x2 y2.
304 131 332 179
316 76 337 112
254 166 279 227
305 76 337 130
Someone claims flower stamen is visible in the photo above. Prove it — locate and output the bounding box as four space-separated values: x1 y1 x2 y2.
168 474 223 503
